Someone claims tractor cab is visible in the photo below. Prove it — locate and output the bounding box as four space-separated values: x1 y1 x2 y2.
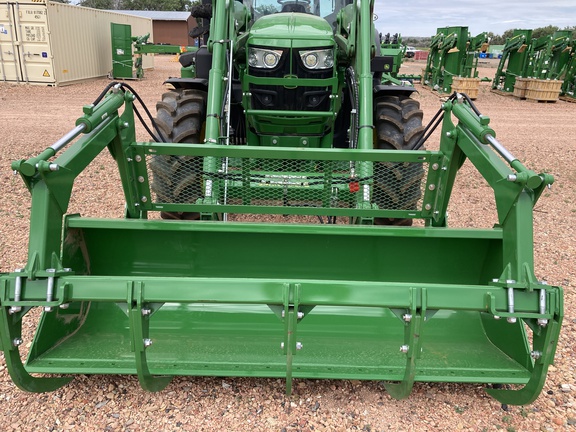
247 0 351 21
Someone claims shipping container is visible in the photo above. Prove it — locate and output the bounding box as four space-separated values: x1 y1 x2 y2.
0 0 153 85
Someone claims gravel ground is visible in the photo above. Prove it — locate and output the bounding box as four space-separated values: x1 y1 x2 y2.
0 56 574 431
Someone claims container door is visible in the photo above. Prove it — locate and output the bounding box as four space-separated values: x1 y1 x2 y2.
0 2 20 81
111 22 134 79
12 2 54 84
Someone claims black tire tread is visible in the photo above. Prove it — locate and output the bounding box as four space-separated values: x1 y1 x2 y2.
374 95 425 226
150 89 207 219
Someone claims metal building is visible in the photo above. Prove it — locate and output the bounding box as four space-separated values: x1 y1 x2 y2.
0 0 153 85
114 10 198 47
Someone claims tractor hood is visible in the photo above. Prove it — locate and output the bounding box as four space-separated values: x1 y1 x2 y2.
248 13 334 48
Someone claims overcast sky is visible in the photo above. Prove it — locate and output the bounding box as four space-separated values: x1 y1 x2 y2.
373 0 576 37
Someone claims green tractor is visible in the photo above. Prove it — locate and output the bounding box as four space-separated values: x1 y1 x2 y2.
1 0 562 405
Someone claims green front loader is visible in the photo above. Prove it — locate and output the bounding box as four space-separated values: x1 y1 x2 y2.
492 29 533 94
560 38 576 101
423 26 488 95
0 0 562 405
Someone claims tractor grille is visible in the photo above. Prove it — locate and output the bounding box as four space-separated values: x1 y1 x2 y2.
146 152 430 218
248 47 332 112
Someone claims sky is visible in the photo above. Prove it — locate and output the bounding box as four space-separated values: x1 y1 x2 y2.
68 0 574 38
373 0 576 37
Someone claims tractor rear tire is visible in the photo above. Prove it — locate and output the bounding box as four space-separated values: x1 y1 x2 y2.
373 95 425 226
150 88 207 220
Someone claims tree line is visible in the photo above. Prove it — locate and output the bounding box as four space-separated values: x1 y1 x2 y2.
50 0 195 10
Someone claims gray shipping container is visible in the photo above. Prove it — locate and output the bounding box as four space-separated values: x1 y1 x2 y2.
0 0 153 85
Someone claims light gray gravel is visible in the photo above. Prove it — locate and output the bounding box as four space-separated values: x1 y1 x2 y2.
0 56 574 431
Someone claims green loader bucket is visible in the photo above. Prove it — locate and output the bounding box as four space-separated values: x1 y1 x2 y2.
3 220 561 404
0 88 561 406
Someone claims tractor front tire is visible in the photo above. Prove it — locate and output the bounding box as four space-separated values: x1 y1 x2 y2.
373 95 425 226
150 88 207 220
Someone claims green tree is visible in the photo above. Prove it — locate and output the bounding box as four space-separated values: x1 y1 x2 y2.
78 0 117 8
501 29 515 42
489 25 576 46
565 26 576 39
119 0 192 10
402 36 430 49
486 32 504 45
532 25 559 39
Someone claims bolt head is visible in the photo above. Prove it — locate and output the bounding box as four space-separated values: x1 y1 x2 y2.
296 342 303 350
8 306 22 314
143 338 153 348
537 319 549 327
507 317 517 324
280 342 285 350
402 314 412 322
12 337 23 347
59 303 70 310
400 345 409 353
44 306 54 312
530 350 542 360
297 311 304 319
494 315 501 320
141 308 152 316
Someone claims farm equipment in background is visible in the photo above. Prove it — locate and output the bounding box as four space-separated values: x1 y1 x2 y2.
111 23 197 79
422 26 488 98
492 29 533 94
560 39 576 102
378 33 418 85
1 0 563 405
379 32 405 81
492 30 572 102
524 30 572 80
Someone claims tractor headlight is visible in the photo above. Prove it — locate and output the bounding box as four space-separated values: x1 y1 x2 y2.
299 49 334 70
248 48 283 69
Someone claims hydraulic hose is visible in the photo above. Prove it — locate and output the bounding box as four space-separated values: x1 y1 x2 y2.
345 67 359 149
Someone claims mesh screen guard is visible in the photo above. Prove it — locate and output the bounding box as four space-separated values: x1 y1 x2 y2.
137 144 441 220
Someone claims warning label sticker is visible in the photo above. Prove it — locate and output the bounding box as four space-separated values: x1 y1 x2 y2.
0 25 7 35
43 70 50 77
